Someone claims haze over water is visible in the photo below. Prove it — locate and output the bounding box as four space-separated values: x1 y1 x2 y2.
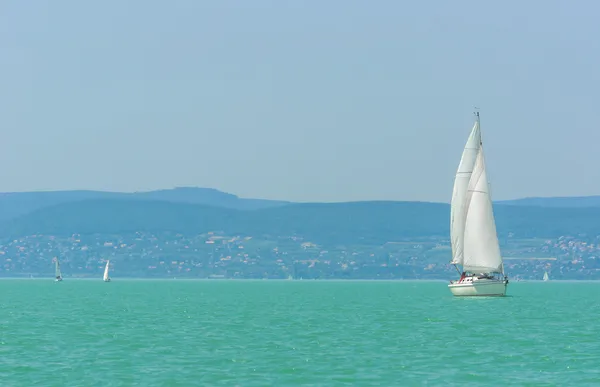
2 280 598 385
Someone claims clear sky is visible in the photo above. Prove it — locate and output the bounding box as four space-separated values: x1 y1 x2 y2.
1 0 598 202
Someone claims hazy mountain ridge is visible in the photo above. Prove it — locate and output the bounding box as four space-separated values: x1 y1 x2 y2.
1 188 600 243
497 196 600 208
3 198 600 244
0 187 598 225
0 187 289 222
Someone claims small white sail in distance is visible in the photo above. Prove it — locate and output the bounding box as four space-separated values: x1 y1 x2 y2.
543 271 549 281
103 260 111 282
55 257 63 280
450 118 481 266
462 146 504 274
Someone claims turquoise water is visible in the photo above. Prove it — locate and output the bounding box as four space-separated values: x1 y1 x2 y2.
1 280 599 386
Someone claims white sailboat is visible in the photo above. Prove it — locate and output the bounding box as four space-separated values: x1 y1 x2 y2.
103 260 111 282
54 257 63 282
543 271 549 281
448 112 508 296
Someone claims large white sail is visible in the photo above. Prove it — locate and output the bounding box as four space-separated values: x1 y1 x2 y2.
103 260 110 281
450 118 481 265
462 147 503 274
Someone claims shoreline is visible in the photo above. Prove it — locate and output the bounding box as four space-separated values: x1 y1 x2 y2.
1 277 599 282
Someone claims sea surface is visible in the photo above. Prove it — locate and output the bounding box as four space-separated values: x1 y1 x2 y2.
1 279 599 386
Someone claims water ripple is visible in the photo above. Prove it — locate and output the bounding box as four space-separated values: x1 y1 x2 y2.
0 280 599 385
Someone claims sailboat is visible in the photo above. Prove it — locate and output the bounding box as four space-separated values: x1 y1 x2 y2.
54 257 63 282
543 271 549 281
448 112 508 296
103 260 111 282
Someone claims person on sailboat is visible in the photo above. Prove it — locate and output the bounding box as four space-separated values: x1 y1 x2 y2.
459 271 466 282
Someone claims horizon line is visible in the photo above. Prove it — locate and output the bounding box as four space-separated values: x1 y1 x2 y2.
0 186 598 204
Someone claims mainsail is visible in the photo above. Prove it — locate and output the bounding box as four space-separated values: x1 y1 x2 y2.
55 258 62 278
103 260 110 281
462 147 504 274
450 117 481 265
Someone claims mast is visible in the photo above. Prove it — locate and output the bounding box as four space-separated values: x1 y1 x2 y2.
450 110 482 274
476 109 494 199
475 109 482 146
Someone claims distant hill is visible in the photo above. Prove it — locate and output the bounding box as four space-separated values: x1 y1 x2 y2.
131 187 289 210
497 196 600 208
1 188 600 239
0 187 289 222
2 199 600 244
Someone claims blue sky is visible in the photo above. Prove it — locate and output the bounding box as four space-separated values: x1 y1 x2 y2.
1 0 598 202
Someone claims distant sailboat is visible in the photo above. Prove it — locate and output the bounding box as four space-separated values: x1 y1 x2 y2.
54 257 63 282
103 260 111 282
543 271 549 281
448 112 509 296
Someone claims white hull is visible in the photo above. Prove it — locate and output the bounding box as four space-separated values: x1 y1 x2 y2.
448 277 508 297
104 278 111 282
